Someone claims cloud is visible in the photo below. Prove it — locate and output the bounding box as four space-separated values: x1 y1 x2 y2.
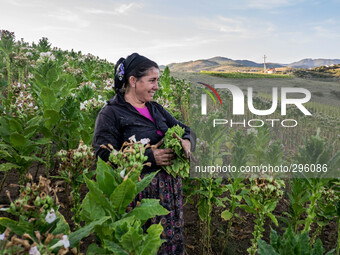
5 0 41 7
229 0 303 9
30 25 78 32
313 25 340 38
82 2 141 16
46 9 90 28
112 24 150 34
194 16 248 35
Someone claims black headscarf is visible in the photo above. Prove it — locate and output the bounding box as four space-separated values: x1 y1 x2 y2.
114 53 152 94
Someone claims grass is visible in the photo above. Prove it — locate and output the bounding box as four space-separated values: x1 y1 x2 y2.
200 71 292 79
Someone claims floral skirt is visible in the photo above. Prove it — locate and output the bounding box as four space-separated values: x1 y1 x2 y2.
128 170 184 255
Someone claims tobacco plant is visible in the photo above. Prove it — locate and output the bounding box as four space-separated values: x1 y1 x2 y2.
80 137 169 254
0 30 15 86
161 125 190 178
257 226 336 255
0 174 103 254
0 113 48 188
56 141 95 229
295 132 340 234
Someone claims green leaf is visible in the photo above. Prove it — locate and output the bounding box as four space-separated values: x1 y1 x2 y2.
83 175 115 218
9 119 23 132
124 199 169 221
44 109 59 128
103 240 129 255
41 87 56 108
266 201 277 212
269 228 280 250
0 162 20 171
23 125 40 138
120 225 143 252
312 239 325 255
34 138 51 145
266 212 278 226
26 116 42 128
197 198 210 221
96 158 118 197
140 223 165 255
113 217 137 241
46 68 59 85
10 132 27 148
51 212 71 235
0 149 12 159
19 155 44 163
136 171 159 194
80 129 91 145
257 239 279 255
221 210 233 221
40 126 53 138
0 217 32 236
86 244 110 255
68 216 110 247
110 179 137 216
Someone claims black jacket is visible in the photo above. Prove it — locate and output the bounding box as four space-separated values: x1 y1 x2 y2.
93 93 195 173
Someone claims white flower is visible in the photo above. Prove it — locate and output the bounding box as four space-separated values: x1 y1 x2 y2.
120 169 126 178
247 128 258 136
80 102 86 111
62 235 70 248
19 92 24 97
0 232 5 240
129 135 136 143
34 106 38 110
28 102 33 107
50 235 70 250
45 209 56 223
29 246 40 255
140 138 150 145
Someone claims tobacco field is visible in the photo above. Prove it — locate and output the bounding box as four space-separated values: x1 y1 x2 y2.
0 30 339 255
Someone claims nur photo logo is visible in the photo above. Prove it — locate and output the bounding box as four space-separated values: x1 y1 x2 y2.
199 82 312 128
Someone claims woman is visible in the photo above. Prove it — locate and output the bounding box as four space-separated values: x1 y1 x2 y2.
93 53 195 255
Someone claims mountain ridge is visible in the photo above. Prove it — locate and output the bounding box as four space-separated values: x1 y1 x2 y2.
160 57 340 72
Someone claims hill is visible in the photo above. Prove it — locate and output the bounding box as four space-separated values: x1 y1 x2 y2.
163 57 340 72
288 58 340 68
165 56 283 72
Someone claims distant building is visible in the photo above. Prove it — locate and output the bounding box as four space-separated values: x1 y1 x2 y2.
267 68 276 74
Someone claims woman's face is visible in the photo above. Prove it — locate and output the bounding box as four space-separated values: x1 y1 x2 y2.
134 67 160 103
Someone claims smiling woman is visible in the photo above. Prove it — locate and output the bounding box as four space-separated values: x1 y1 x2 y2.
93 53 195 255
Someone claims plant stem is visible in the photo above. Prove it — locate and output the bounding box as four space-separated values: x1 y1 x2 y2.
46 143 51 177
206 178 212 255
220 197 236 255
0 171 10 194
337 217 340 255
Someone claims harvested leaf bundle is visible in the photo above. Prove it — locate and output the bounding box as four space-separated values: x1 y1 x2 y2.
161 125 189 178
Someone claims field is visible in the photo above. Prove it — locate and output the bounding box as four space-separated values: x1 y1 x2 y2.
200 71 291 79
0 31 340 255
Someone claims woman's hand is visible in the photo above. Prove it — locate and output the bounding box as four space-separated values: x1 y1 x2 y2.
172 133 191 159
151 139 176 166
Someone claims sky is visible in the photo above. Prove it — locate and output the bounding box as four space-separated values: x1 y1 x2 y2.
1 0 340 65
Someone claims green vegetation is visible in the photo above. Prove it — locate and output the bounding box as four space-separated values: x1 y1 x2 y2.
200 71 291 79
1 30 340 255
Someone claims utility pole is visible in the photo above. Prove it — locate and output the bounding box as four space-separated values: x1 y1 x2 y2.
263 55 267 73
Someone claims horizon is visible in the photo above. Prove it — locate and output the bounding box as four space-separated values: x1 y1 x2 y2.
1 0 340 65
